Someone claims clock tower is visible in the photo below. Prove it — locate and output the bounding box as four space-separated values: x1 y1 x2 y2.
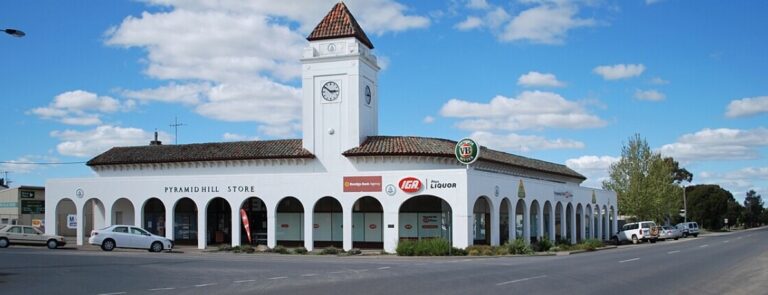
301 2 380 171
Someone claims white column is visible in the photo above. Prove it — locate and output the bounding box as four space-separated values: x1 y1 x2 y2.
382 205 398 253
612 209 618 239
453 211 471 249
231 206 241 247
569 206 577 244
267 203 276 249
197 205 207 250
603 208 610 240
579 209 586 242
596 209 602 241
559 205 566 241
134 205 142 228
549 206 556 243
76 203 84 246
303 210 314 251
343 205 353 251
536 204 544 241
164 204 174 241
490 205 499 246
508 202 515 243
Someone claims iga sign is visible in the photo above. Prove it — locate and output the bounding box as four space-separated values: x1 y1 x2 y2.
343 176 382 192
399 177 422 193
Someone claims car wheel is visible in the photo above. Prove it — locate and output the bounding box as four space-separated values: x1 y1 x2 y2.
683 232 688 238
650 238 657 244
101 239 116 251
150 241 163 253
612 237 620 245
47 239 59 249
692 234 698 237
0 238 9 248
631 235 638 244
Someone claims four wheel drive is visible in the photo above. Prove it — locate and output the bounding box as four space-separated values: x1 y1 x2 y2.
612 221 659 245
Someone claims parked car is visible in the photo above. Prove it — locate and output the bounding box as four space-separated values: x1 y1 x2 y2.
658 225 682 241
612 221 659 244
0 225 67 249
89 225 173 252
676 222 700 238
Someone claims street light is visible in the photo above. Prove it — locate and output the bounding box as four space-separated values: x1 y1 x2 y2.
682 183 688 223
3 28 25 37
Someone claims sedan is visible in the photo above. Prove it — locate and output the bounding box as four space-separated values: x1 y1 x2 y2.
658 225 682 241
0 224 67 249
89 225 173 252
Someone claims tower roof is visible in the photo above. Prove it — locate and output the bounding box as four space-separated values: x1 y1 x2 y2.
307 2 374 49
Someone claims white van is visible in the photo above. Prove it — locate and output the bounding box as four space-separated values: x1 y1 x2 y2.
676 222 699 237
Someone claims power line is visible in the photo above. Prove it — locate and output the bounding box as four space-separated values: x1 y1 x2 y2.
0 161 86 165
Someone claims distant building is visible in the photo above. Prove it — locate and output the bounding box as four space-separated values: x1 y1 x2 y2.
0 186 46 227
46 2 617 252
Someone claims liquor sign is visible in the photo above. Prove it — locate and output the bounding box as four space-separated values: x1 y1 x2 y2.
343 176 383 192
455 138 480 165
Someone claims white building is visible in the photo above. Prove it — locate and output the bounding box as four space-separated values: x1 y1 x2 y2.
45 2 617 253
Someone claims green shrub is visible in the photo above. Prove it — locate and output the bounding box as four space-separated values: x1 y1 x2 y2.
239 245 255 254
495 246 510 255
534 237 553 252
506 238 533 255
468 249 481 256
413 238 450 256
272 245 289 254
320 246 340 255
580 239 604 251
450 247 467 256
218 244 233 252
396 240 416 256
293 247 308 255
348 248 362 255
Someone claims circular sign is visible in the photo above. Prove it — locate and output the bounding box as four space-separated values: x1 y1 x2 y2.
369 224 376 230
385 184 396 196
455 138 480 165
398 177 422 193
313 224 319 229
404 224 413 230
75 188 84 199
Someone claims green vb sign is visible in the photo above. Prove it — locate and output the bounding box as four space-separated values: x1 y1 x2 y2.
455 138 480 165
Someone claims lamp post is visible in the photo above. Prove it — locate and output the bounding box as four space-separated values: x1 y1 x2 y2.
682 183 688 223
3 28 25 37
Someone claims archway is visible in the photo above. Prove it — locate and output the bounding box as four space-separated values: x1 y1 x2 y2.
515 199 526 241
585 204 592 240
576 204 583 243
173 198 198 245
142 198 166 236
472 196 492 245
313 197 343 248
543 201 552 241
594 206 600 239
240 197 267 245
83 198 106 242
111 198 135 226
206 197 232 245
555 202 563 241
55 198 77 237
530 200 540 242
602 205 609 240
399 195 452 243
276 197 304 247
500 198 511 244
353 196 383 249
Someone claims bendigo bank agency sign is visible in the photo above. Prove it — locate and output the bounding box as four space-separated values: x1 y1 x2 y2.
343 176 383 192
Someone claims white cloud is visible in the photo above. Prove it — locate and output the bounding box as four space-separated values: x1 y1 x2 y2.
455 16 484 31
658 127 768 162
222 133 260 142
423 116 435 124
439 90 606 131
517 71 565 87
51 125 171 158
649 77 669 85
105 0 428 138
725 96 768 118
0 155 60 174
122 83 211 105
634 89 666 101
29 90 131 126
566 155 620 189
471 131 584 153
593 64 645 80
499 2 596 44
466 0 490 10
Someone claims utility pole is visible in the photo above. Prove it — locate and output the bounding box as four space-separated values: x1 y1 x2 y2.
169 117 186 145
1 171 11 187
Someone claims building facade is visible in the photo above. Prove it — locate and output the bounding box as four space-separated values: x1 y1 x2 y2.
1 186 46 227
45 2 617 252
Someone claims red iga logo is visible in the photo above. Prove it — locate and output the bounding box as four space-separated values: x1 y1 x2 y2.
399 177 422 193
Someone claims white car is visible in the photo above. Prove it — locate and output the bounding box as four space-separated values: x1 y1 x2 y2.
612 221 659 244
658 225 682 241
89 225 173 252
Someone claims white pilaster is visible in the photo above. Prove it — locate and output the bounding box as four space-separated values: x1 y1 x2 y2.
304 210 314 251
343 205 353 251
231 206 241 247
197 206 207 250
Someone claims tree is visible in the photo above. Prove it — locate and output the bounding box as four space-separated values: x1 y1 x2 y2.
663 157 693 184
603 134 681 222
686 184 739 230
743 190 764 228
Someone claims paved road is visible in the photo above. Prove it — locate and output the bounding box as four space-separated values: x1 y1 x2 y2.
1 228 766 295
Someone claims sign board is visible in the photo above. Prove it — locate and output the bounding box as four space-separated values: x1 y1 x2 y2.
343 176 382 192
455 138 480 165
724 218 728 224
399 177 422 193
21 200 45 214
67 214 77 229
32 219 43 228
20 191 35 199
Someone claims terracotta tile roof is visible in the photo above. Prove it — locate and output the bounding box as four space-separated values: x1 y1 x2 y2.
307 1 374 49
86 139 314 166
343 136 586 180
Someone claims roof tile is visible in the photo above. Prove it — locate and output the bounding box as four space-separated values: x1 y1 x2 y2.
307 1 374 49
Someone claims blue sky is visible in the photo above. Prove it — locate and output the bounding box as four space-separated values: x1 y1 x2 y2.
1 0 766 203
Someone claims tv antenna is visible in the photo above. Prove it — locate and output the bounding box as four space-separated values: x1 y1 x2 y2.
1 171 11 187
169 117 186 144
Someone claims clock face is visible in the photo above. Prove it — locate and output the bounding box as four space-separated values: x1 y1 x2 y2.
321 81 340 101
365 85 372 105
